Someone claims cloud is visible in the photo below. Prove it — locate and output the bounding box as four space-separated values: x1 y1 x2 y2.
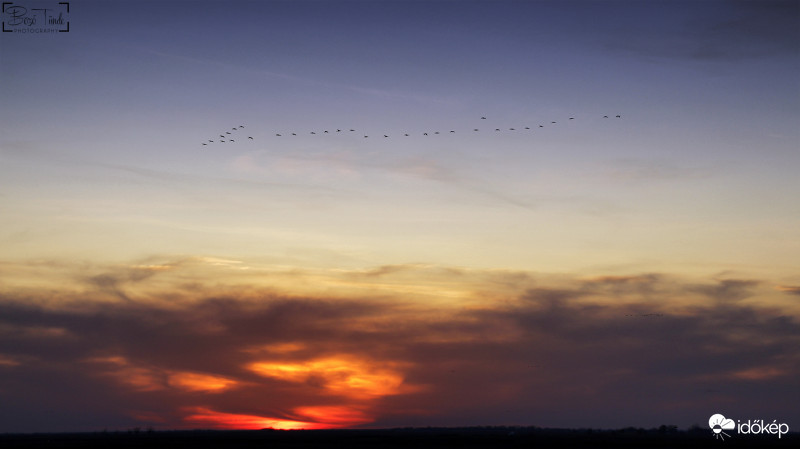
351 264 427 278
689 279 760 302
98 162 340 197
232 148 540 212
0 260 798 432
776 285 800 296
600 159 710 184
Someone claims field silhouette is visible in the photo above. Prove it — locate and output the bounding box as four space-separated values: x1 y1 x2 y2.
1 426 797 448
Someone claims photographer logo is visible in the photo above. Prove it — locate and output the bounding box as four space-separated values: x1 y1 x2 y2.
2 1 70 33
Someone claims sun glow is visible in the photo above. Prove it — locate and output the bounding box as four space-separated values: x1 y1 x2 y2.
182 407 334 430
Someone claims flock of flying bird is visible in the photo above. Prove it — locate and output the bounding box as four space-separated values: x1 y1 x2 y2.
201 114 622 146
201 125 253 146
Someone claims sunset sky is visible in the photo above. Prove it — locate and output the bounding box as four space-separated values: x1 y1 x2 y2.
1 0 799 433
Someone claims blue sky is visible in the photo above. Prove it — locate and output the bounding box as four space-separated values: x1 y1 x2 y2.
1 0 799 433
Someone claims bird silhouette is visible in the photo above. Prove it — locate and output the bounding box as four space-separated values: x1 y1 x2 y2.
616 115 621 118
276 134 281 136
226 132 231 134
539 125 544 128
336 129 341 132
434 131 439 134
524 127 530 129
202 143 207 146
292 133 297 136
551 121 556 124
474 129 479 131
230 139 234 142
239 125 244 128
481 117 486 120
509 128 515 130
232 128 237 131
404 133 409 136
384 135 389 138
450 130 455 133
208 140 213 142
324 130 329 133
220 135 225 138
604 115 608 118
569 117 574 120
350 129 355 132
423 133 428 136
248 136 253 140
495 128 500 131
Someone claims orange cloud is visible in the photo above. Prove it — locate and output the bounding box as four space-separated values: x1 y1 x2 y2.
0 354 21 367
87 356 240 393
247 356 413 399
776 285 800 296
730 366 789 381
167 371 239 393
292 405 373 427
86 356 165 392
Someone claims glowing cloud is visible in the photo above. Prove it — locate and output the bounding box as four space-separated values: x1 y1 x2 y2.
730 366 788 381
0 355 21 367
293 405 373 427
167 371 239 393
86 356 166 392
247 356 410 399
87 356 239 393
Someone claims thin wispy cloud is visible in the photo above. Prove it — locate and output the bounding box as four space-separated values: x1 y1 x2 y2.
231 148 540 211
776 285 800 296
124 43 455 107
599 158 712 184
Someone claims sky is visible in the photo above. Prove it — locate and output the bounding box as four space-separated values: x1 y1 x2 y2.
0 0 799 434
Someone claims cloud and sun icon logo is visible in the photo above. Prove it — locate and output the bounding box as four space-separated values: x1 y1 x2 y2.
709 413 736 441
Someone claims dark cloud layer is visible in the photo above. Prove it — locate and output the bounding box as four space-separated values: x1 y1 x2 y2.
0 269 798 432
